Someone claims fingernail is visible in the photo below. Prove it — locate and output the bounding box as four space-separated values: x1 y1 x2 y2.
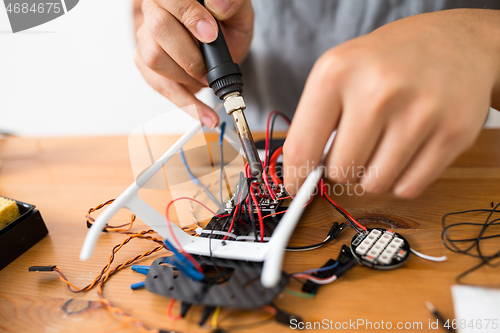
201 116 215 129
196 20 217 43
359 176 369 185
393 183 409 197
201 76 208 86
206 0 230 16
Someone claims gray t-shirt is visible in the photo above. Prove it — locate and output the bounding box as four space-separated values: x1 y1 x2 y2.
220 0 500 130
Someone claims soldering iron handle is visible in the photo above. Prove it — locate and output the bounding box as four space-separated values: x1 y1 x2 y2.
196 0 243 99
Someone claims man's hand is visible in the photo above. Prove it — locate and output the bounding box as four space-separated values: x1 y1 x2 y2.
284 9 500 198
133 0 253 128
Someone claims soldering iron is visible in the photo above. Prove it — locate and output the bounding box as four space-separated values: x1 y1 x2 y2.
196 0 264 185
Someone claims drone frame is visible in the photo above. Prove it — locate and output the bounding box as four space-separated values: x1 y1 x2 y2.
80 120 332 288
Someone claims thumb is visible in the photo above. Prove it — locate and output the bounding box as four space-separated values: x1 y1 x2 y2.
204 0 254 64
204 0 252 22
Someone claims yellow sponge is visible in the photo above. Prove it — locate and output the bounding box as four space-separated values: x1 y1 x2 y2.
0 197 20 230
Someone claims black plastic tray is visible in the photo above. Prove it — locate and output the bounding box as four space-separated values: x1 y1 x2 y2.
0 198 48 270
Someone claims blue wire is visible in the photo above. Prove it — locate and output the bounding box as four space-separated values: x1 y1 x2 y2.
163 239 204 281
179 148 200 186
303 261 339 274
130 281 146 290
219 122 226 206
179 147 221 206
219 122 226 145
131 265 150 271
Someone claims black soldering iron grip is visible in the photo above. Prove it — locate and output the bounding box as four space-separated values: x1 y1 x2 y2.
196 0 243 99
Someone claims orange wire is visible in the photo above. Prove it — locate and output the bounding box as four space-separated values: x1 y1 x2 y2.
96 244 164 333
54 230 163 293
41 199 189 333
50 230 166 333
86 199 136 232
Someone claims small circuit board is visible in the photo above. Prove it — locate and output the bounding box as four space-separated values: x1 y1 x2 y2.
350 228 410 269
199 174 289 242
222 178 287 214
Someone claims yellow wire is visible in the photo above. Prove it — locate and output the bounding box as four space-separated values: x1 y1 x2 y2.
212 306 221 329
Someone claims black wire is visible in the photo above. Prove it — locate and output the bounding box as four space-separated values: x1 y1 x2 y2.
207 205 237 277
441 203 500 285
325 197 362 233
248 192 259 242
442 218 500 247
266 111 291 172
266 112 279 172
286 235 334 250
207 205 253 284
205 213 239 285
208 218 222 276
212 179 246 243
220 207 236 235
243 193 251 221
286 221 345 250
239 178 257 241
205 265 234 285
220 141 224 207
442 206 500 258
207 177 263 278
456 249 500 284
234 192 246 226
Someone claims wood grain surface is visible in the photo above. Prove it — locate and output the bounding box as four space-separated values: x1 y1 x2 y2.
0 130 499 333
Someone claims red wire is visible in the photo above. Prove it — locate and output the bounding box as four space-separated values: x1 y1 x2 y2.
262 305 277 315
167 299 181 321
261 210 286 220
323 192 367 231
262 166 276 201
165 197 229 273
223 186 243 240
262 111 290 200
268 146 283 186
244 162 250 178
260 193 314 219
252 182 263 197
249 183 265 242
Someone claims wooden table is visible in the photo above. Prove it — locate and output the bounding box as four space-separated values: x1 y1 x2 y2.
1 130 499 333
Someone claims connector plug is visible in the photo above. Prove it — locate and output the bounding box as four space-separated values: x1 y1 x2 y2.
274 307 303 327
29 265 56 272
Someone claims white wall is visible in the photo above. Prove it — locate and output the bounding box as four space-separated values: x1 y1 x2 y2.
486 108 500 128
0 0 200 137
0 2 499 137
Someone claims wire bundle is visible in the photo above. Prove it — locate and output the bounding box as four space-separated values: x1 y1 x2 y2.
318 178 367 233
32 207 170 333
86 199 136 232
441 202 500 285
